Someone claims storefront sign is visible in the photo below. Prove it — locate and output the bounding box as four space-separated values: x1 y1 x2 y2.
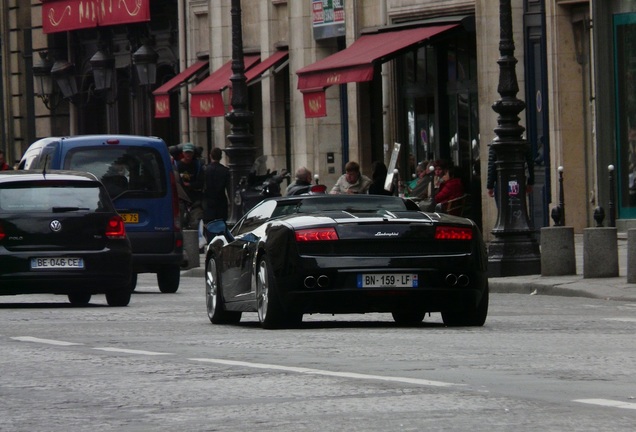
41 0 150 34
154 94 170 119
302 90 327 118
190 93 226 118
312 0 345 40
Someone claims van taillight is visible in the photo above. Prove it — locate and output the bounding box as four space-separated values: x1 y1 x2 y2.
435 226 473 240
169 170 181 231
105 216 126 239
295 227 338 242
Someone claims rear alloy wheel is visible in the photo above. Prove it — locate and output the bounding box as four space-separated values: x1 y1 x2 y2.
68 293 91 306
256 255 301 329
391 309 426 326
105 288 132 307
157 265 180 293
441 282 489 327
206 257 241 324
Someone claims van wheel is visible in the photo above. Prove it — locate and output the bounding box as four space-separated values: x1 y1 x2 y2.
157 265 180 293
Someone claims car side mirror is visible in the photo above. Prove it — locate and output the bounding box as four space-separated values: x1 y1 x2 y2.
205 219 234 242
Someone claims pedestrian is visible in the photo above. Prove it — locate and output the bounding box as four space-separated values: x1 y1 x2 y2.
367 161 392 195
330 161 372 194
434 164 465 214
0 150 11 171
286 166 313 196
176 143 204 228
406 161 434 199
202 147 231 223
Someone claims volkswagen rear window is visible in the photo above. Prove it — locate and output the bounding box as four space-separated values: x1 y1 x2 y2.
0 182 107 212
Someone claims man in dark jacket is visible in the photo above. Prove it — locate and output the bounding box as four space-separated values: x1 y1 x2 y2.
286 166 313 196
203 147 230 223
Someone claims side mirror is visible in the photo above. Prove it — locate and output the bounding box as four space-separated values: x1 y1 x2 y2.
205 219 233 242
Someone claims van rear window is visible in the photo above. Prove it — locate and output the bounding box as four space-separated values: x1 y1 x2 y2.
64 147 166 198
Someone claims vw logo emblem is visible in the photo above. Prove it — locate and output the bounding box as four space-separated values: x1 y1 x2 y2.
50 220 62 232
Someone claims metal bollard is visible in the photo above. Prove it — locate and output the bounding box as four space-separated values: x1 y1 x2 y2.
608 164 616 228
551 166 565 226
593 206 605 227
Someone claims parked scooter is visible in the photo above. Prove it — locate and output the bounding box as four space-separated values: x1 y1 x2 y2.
234 156 290 216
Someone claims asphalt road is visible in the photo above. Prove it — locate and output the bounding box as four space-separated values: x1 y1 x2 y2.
1 274 635 431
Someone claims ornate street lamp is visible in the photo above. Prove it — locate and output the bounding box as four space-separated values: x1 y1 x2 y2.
90 49 115 91
225 0 256 224
487 0 541 276
132 43 158 86
32 51 60 110
51 59 78 99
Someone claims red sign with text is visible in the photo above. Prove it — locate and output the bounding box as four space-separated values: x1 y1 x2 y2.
41 0 150 34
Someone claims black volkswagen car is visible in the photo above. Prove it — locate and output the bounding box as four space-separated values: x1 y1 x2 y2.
204 194 488 329
0 170 132 306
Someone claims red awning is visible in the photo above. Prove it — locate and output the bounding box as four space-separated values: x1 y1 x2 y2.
152 60 208 119
296 24 458 91
245 50 288 84
41 0 151 34
189 55 260 118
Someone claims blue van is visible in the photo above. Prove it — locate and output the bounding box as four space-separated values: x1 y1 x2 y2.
19 135 184 293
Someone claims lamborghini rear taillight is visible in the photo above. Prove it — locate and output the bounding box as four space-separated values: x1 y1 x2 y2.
295 227 339 242
435 226 473 240
105 215 126 239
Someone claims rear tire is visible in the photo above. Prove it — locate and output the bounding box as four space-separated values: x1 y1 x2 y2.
392 309 426 326
106 287 132 307
256 255 301 329
130 273 138 291
157 265 180 293
206 257 241 324
442 282 489 327
68 293 91 305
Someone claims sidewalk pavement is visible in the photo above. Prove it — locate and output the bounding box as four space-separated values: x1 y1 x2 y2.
488 233 636 302
182 234 636 302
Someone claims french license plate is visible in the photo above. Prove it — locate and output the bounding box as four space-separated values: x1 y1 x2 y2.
357 273 418 288
120 213 139 223
31 257 84 270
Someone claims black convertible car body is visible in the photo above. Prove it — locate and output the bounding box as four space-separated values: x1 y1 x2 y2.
204 194 488 329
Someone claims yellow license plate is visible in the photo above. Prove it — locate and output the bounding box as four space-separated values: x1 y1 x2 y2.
120 213 139 224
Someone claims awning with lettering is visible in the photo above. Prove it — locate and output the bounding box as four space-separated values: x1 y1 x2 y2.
245 50 288 85
296 24 458 117
189 55 260 118
41 0 151 34
152 60 208 119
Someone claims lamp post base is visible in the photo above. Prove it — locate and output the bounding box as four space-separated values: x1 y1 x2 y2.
488 234 541 277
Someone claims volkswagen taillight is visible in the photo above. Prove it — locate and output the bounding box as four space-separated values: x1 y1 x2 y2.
105 215 126 239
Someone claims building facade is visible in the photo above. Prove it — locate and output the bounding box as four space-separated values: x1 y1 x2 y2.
0 1 633 240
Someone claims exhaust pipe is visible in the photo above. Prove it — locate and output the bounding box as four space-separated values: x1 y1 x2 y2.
445 273 458 287
457 274 470 287
317 275 330 288
304 276 316 289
